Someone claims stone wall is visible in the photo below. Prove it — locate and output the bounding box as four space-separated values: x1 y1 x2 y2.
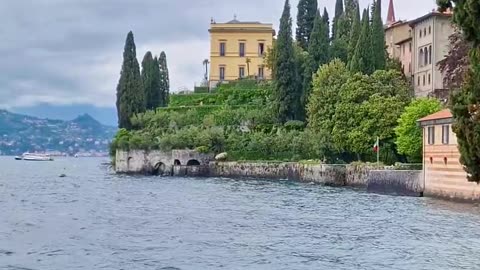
115 150 214 175
116 151 425 197
209 162 346 186
345 163 384 187
367 170 424 197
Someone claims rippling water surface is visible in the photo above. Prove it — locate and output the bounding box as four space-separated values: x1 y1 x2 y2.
2 157 480 269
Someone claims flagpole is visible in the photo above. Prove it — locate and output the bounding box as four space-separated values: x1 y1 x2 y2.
377 137 380 166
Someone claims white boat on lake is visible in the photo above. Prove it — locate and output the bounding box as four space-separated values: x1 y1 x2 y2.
17 153 54 161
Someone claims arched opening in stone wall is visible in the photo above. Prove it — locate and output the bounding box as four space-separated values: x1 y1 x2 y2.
152 162 166 176
187 159 201 166
127 157 133 168
174 159 181 166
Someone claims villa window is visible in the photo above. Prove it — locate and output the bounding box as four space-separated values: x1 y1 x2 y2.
239 42 245 57
429 26 432 34
429 45 432 64
409 63 411 73
428 126 435 145
403 44 405 55
219 66 225 81
409 42 412 52
423 75 426 86
424 47 428 66
239 66 245 78
258 43 265 56
417 76 420 86
419 48 424 67
220 42 226 57
442 125 450 144
420 29 422 38
258 66 264 79
428 73 431 85
424 28 427 36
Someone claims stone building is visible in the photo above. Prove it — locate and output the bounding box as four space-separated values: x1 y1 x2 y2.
410 12 453 97
384 0 454 97
208 17 275 88
418 110 480 200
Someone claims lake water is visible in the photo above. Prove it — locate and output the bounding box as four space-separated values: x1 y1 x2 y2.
1 157 480 269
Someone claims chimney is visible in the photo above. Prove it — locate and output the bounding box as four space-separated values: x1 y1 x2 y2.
387 0 396 25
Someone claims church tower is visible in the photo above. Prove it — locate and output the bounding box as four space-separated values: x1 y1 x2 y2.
386 0 396 25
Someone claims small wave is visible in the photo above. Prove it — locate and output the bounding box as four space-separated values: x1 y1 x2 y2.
2 266 38 270
0 249 14 256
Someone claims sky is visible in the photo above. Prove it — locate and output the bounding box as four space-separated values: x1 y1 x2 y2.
0 0 437 111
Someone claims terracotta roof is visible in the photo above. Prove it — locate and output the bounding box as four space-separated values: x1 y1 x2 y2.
418 109 452 122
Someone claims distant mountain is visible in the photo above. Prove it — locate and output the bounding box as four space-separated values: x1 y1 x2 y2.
11 104 118 126
0 110 117 156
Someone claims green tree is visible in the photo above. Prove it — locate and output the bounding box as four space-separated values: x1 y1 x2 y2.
331 0 353 63
142 51 161 110
438 0 480 182
322 7 330 27
371 0 386 70
347 4 361 62
349 8 374 74
332 0 344 40
307 59 350 133
274 0 300 122
158 51 170 107
296 0 318 50
116 31 145 129
331 70 411 162
302 10 330 112
395 98 442 162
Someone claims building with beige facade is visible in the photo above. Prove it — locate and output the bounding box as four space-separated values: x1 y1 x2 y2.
395 36 412 78
385 21 411 64
418 110 480 201
384 0 411 70
384 0 454 97
410 12 453 97
208 18 275 88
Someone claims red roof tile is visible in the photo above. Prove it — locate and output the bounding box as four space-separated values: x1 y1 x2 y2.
418 109 452 122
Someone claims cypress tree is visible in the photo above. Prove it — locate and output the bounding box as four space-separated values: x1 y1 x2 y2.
437 0 480 182
347 4 361 63
334 0 343 18
274 0 299 122
371 0 386 70
302 10 330 111
349 8 374 74
296 0 318 50
116 31 144 129
158 51 170 107
141 51 160 110
332 0 344 39
322 7 330 29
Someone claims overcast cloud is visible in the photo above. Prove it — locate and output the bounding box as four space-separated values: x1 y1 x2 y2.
0 0 437 109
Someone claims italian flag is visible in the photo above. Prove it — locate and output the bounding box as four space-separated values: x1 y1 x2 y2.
373 137 379 153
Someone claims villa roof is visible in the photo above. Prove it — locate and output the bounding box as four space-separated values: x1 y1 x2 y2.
384 20 409 30
418 109 453 122
394 36 412 45
226 19 261 24
409 11 453 27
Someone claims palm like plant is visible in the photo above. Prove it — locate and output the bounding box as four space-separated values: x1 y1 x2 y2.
203 59 210 80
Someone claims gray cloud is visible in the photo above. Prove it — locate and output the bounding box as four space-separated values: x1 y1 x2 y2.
0 0 437 108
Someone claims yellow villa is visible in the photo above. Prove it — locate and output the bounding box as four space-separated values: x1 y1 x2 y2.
208 17 275 88
418 109 480 200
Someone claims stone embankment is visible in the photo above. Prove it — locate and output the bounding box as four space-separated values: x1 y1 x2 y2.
115 150 424 197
